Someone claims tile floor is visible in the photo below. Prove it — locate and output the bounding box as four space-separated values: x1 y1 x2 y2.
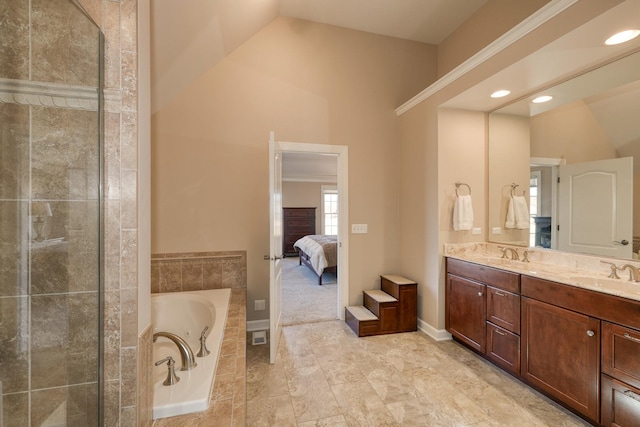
246 321 591 426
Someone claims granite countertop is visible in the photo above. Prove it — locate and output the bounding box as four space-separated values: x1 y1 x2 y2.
444 242 640 302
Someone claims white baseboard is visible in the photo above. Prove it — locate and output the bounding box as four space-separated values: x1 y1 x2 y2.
417 318 452 341
246 319 269 332
248 318 451 341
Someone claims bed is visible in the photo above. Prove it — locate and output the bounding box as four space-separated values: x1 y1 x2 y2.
293 235 338 285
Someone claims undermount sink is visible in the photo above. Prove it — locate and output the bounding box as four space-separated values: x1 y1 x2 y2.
569 275 640 293
470 256 529 268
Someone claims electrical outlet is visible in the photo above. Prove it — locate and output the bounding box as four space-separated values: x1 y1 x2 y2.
254 300 265 311
352 224 368 234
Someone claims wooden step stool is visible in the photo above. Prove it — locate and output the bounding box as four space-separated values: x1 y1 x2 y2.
345 274 417 337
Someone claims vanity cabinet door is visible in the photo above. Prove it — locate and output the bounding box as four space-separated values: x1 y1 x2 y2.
446 274 486 353
521 297 600 423
601 375 640 427
487 286 520 334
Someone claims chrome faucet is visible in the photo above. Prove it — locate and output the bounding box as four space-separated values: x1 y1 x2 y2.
498 246 520 261
153 332 197 371
619 264 640 282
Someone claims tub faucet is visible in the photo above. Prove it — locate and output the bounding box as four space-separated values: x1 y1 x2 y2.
620 264 640 282
197 326 211 357
155 356 180 386
153 332 197 371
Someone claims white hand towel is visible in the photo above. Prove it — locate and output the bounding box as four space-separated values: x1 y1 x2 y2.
453 194 474 231
505 195 529 229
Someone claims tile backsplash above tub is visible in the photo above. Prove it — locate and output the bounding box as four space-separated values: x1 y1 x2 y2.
151 251 247 293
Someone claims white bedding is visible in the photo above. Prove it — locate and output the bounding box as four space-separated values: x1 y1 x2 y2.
293 235 337 275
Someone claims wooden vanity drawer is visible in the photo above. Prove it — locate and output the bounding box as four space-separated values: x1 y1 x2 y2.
601 374 640 427
446 258 520 293
602 322 640 390
487 286 520 334
486 322 520 376
521 275 640 331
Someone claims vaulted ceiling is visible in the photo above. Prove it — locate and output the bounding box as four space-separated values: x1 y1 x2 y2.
151 0 487 113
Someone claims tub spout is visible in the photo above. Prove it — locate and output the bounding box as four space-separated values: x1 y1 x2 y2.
153 332 197 371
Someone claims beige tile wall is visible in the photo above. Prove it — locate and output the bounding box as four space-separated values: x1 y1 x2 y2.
151 251 247 293
75 0 141 425
138 325 153 427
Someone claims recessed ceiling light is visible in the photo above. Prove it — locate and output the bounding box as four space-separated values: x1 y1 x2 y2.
532 95 553 104
605 29 640 45
491 90 510 98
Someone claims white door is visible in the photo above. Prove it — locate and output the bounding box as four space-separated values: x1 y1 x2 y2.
268 132 284 364
558 157 633 258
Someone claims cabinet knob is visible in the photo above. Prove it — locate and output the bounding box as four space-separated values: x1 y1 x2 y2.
478 292 483 297
586 330 595 337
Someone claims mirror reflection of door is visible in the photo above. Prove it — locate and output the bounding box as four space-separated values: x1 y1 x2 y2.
529 170 550 248
558 157 633 259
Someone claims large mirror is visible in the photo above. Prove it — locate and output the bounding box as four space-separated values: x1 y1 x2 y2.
488 49 640 259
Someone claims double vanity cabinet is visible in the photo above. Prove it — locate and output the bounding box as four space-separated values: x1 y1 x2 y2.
446 257 640 426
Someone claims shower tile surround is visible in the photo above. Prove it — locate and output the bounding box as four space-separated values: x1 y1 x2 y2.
1 0 140 426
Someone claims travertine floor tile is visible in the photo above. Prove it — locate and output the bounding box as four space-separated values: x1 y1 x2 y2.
287 365 342 422
246 321 590 427
331 380 398 426
245 394 297 427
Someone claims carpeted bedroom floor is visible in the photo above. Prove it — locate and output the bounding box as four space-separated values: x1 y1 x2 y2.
281 256 338 326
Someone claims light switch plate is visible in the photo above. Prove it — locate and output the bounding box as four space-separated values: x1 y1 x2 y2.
492 227 502 235
472 227 481 235
352 224 368 234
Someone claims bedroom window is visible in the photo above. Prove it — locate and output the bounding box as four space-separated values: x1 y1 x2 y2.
322 186 338 235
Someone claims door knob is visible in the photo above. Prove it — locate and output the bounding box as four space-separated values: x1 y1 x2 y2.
613 239 629 246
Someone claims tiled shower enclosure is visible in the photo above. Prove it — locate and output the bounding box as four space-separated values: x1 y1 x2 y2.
0 0 103 425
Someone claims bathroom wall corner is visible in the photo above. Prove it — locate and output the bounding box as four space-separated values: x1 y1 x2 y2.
137 324 153 427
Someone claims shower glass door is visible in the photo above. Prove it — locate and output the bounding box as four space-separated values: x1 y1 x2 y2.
0 0 103 425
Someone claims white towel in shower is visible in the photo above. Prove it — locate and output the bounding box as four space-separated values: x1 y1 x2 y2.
453 194 474 231
505 195 529 229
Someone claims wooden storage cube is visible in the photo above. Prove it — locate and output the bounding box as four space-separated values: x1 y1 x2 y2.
381 275 417 332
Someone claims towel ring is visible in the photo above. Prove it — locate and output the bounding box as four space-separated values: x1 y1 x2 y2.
510 183 526 197
455 182 471 196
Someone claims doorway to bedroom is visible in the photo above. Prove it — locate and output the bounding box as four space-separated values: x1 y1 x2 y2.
280 148 347 325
